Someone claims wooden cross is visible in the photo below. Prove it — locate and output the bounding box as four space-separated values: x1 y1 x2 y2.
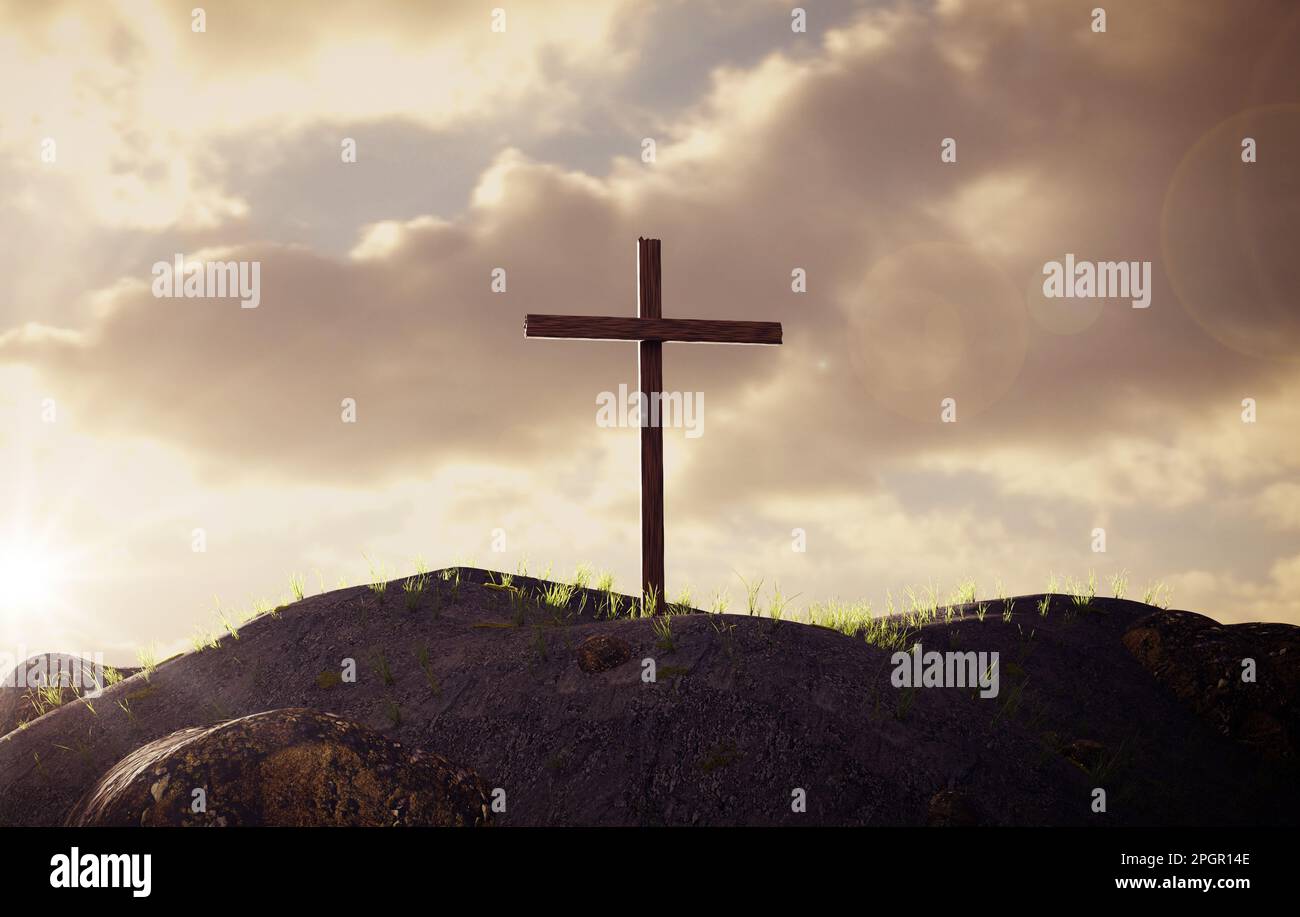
524 238 783 614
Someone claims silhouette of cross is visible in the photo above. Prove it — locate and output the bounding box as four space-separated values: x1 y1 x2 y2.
525 238 783 614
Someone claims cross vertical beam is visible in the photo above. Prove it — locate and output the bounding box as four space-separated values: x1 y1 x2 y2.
637 238 664 616
523 237 782 616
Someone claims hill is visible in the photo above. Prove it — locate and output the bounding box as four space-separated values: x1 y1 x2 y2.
0 568 1294 826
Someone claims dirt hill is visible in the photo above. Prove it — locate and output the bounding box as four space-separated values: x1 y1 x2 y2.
0 568 1295 826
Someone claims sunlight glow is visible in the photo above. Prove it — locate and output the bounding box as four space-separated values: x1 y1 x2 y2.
0 538 62 619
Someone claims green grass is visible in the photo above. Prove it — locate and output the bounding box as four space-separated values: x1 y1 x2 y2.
440 565 463 604
383 699 402 728
594 571 620 618
371 650 394 687
994 677 1028 725
809 598 872 637
651 615 675 652
506 585 532 626
541 581 575 614
136 644 159 680
31 683 68 716
639 583 661 619
190 625 220 653
736 573 763 616
1066 572 1097 610
364 553 392 597
416 646 441 695
767 582 797 621
1142 580 1172 609
249 561 1182 671
216 607 240 641
402 573 428 612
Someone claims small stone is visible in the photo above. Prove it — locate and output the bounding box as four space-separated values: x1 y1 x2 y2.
576 634 633 674
1063 739 1107 772
927 789 980 827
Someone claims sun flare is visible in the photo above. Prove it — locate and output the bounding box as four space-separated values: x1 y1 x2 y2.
0 539 62 618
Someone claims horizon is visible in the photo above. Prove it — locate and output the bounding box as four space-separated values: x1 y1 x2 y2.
2 0 1299 666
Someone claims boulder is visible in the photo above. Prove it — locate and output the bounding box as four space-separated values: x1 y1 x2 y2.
66 707 492 826
0 654 118 737
1123 611 1299 761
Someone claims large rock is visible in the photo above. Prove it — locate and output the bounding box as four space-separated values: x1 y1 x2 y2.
0 654 116 737
1123 611 1300 761
66 708 492 827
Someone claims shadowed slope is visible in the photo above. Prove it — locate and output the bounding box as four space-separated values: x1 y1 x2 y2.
1 569 1294 826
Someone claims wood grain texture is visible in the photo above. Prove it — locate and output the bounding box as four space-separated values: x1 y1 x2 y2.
524 314 782 345
638 238 665 616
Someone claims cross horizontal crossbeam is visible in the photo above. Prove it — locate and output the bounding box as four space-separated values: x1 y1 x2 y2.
524 239 783 614
524 314 782 345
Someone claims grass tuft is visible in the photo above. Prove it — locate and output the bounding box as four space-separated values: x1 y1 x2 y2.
371 650 394 687
1110 568 1129 600
136 644 159 680
402 573 428 612
736 573 764 616
651 615 675 652
1141 580 1172 609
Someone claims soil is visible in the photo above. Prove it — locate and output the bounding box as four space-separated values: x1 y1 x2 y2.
1 568 1294 827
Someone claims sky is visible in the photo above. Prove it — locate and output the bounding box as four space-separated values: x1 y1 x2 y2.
1 0 1298 662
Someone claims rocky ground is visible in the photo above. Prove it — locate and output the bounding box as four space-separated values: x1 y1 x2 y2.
0 568 1295 826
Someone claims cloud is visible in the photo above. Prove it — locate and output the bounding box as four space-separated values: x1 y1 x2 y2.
1166 553 1300 625
1256 482 1300 530
6 1 1298 488
3 0 1300 649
